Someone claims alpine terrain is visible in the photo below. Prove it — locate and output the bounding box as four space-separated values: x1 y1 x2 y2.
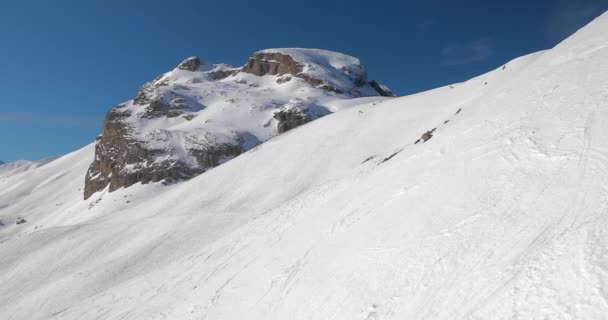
1 11 608 320
84 48 393 199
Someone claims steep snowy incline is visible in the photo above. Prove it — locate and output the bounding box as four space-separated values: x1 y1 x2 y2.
0 158 57 179
1 11 608 320
0 146 94 240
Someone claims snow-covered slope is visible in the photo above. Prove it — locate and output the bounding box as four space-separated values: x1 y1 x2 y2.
0 148 93 237
1 11 608 320
0 158 56 179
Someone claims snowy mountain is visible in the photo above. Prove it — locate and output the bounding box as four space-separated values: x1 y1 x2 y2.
0 158 57 179
84 48 394 199
1 11 608 320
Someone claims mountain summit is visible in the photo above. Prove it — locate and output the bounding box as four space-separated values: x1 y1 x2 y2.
84 48 393 199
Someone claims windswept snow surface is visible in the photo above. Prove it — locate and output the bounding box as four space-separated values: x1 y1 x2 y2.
2 12 608 320
0 158 57 179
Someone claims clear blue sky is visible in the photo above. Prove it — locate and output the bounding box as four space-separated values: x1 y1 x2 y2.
0 0 606 161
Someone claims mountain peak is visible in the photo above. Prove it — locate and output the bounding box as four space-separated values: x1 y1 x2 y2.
83 48 395 199
242 48 391 96
176 56 204 71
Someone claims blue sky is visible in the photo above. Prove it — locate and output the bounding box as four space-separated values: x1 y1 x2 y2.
0 0 606 161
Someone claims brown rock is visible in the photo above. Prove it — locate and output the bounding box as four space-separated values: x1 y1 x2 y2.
242 52 302 77
421 131 433 142
273 108 312 134
242 51 343 93
177 56 203 71
370 80 396 97
83 105 242 199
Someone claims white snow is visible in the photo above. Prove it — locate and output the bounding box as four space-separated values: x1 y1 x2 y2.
0 157 57 179
257 48 371 93
114 48 388 171
1 11 608 320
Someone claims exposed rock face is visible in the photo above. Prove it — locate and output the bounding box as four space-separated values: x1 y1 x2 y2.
421 131 433 142
242 49 388 96
207 65 239 80
243 52 302 77
273 99 330 133
242 51 345 92
276 76 292 84
84 48 395 199
274 108 312 134
370 80 396 97
133 75 205 119
177 56 203 71
84 68 242 199
84 105 242 199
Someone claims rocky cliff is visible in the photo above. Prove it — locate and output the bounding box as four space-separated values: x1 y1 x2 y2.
84 48 394 199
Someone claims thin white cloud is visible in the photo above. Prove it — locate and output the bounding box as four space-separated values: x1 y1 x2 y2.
440 38 495 66
0 112 99 127
415 20 436 32
544 2 605 41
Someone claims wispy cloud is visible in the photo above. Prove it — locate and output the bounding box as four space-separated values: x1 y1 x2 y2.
415 20 435 32
0 112 99 127
440 38 495 66
544 1 606 41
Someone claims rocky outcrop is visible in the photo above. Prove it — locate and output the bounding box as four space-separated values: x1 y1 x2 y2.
272 99 330 133
370 80 396 97
242 50 393 96
84 49 395 199
84 104 242 199
242 51 353 93
177 56 203 71
133 75 204 119
242 52 302 77
274 108 312 134
207 64 239 80
421 130 434 142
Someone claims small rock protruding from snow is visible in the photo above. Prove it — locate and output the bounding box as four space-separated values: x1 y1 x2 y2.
370 80 396 97
421 131 433 142
177 56 204 71
16 217 27 225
